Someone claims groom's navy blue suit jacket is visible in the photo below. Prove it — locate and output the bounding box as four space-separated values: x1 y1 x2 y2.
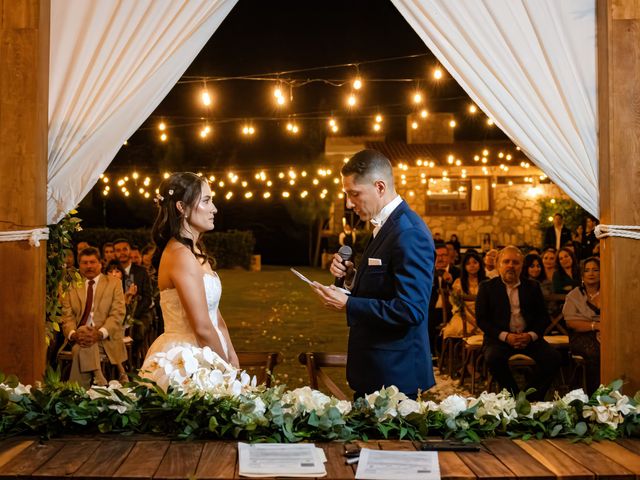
346 200 435 396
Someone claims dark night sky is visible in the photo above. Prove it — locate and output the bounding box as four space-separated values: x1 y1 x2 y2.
80 0 509 264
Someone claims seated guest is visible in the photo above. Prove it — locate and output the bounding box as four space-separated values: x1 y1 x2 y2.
476 246 561 400
105 260 138 325
521 253 553 297
563 257 601 394
484 248 499 279
552 247 580 293
442 250 485 339
101 242 116 269
129 245 143 266
428 242 459 352
541 248 557 284
446 240 461 267
60 248 128 387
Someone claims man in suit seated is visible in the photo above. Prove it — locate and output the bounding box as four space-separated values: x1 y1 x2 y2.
476 245 561 401
428 242 459 353
60 247 128 388
312 149 435 399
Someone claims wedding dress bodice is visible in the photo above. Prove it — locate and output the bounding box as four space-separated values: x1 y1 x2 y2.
150 273 228 357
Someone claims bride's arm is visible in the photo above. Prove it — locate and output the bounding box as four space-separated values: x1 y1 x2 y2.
168 247 228 360
216 310 239 368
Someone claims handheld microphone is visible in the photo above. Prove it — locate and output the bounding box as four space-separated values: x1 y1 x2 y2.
334 245 353 288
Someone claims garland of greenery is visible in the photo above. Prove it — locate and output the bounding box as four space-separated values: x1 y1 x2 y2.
1 369 638 443
45 211 83 344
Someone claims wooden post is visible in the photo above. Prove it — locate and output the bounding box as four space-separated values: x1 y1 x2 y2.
598 0 640 394
0 0 49 384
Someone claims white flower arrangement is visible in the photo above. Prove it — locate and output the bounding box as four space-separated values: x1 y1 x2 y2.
281 386 352 417
438 394 469 419
87 380 137 414
0 381 31 402
583 390 636 429
468 390 518 424
140 344 256 397
365 386 407 421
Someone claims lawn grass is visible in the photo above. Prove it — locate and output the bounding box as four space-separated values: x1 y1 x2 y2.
217 265 351 393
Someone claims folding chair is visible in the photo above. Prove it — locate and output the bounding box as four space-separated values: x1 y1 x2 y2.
237 351 280 387
298 352 349 400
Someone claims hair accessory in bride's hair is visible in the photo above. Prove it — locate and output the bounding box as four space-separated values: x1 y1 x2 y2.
154 192 165 205
168 189 174 196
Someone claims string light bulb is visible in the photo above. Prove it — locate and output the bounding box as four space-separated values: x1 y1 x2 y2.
411 121 419 130
420 109 428 119
158 121 166 131
412 92 423 104
468 104 477 114
353 77 362 90
160 133 168 142
449 120 456 128
433 67 443 80
346 93 357 108
201 89 212 107
375 114 383 123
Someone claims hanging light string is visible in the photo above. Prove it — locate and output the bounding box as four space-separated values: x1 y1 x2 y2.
178 53 432 84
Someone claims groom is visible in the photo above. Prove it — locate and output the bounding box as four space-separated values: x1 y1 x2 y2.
313 149 435 398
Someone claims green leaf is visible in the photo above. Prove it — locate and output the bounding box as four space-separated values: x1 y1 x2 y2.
574 422 587 436
608 379 623 392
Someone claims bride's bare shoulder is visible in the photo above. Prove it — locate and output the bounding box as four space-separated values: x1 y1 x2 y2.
160 240 199 272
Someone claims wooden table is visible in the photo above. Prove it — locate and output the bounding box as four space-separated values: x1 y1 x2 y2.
0 436 639 479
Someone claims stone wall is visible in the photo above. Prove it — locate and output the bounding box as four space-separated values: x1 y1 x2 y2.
397 183 570 248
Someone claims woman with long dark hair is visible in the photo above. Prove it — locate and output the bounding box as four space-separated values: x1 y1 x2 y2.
552 247 581 293
441 250 486 338
140 172 239 371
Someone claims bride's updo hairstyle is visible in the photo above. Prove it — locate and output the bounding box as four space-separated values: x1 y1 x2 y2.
151 172 210 267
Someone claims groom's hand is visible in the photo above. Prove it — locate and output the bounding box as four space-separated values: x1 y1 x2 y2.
311 282 348 311
330 253 355 285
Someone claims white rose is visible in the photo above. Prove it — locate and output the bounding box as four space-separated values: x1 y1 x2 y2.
439 395 468 418
398 399 421 417
562 389 589 405
335 400 352 416
527 401 555 418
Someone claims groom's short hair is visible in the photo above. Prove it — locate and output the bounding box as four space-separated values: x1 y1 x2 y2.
342 149 394 186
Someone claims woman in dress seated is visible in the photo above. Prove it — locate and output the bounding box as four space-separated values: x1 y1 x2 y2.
442 250 486 339
141 172 239 375
552 247 580 294
562 257 601 394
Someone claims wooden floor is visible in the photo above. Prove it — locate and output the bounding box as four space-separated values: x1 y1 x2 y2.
0 436 639 479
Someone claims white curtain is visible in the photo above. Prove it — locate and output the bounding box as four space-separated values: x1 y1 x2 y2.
392 0 598 216
48 0 238 224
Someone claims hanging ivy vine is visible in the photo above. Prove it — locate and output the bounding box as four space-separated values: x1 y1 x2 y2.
45 211 82 344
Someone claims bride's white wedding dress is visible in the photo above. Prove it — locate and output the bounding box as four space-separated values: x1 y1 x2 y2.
141 272 229 369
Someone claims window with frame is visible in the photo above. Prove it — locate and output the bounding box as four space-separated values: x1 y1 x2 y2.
425 177 492 215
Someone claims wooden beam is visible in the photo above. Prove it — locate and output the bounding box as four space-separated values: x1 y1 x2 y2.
598 0 640 393
0 0 49 384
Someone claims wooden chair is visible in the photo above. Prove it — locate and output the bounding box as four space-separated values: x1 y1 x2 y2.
544 293 568 335
437 286 458 375
487 353 537 392
57 350 113 383
298 352 349 400
237 351 280 387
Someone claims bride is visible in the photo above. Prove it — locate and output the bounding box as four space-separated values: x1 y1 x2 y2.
140 172 239 375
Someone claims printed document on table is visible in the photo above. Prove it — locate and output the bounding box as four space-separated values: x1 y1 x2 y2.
238 442 327 477
355 448 440 480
